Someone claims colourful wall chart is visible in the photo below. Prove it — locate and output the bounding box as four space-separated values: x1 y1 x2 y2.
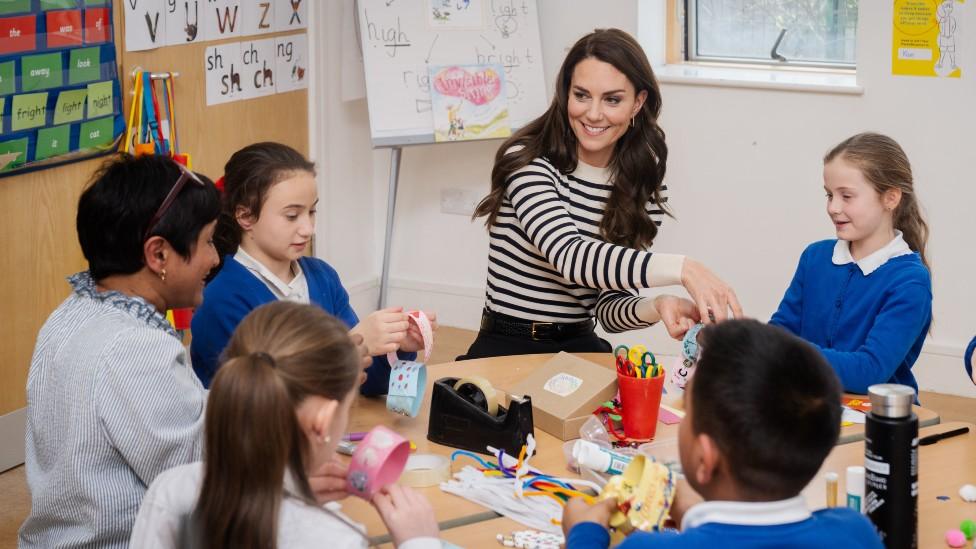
892 0 965 78
0 0 123 176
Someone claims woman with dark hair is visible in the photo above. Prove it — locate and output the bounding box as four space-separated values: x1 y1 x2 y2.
19 154 220 548
465 28 741 359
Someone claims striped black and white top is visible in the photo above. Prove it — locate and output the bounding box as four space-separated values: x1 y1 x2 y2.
485 156 684 332
19 271 206 549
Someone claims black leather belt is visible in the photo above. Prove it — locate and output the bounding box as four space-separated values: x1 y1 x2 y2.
480 309 595 341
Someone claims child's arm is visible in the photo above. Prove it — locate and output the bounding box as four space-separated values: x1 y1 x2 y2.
815 281 931 393
371 485 441 549
562 498 617 549
769 251 807 335
964 336 975 385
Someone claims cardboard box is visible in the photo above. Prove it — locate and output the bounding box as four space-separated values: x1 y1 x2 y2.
507 352 618 440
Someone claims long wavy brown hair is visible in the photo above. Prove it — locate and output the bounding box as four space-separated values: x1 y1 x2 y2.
824 132 930 270
473 28 670 248
194 302 361 549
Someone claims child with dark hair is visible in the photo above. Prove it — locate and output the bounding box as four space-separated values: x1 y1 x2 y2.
189 142 436 393
562 320 883 548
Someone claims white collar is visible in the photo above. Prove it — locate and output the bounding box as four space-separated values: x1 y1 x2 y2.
681 495 812 530
234 247 304 297
832 230 913 276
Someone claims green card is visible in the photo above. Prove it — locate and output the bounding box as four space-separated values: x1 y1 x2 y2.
11 92 49 131
0 62 13 96
36 124 72 160
84 0 107 5
0 137 29 171
68 47 100 85
86 81 112 118
54 88 87 124
0 0 31 15
22 53 63 92
79 116 113 149
40 0 77 9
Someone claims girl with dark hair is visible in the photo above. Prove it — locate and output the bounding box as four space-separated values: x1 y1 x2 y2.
20 154 220 548
190 142 436 393
131 301 441 548
771 132 933 395
465 28 740 359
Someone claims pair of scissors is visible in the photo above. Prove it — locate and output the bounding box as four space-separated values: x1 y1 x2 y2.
636 351 659 378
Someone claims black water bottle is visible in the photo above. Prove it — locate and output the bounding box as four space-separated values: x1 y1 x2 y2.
864 384 918 549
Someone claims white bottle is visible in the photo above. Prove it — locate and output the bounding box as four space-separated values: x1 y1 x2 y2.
847 465 865 513
572 440 633 475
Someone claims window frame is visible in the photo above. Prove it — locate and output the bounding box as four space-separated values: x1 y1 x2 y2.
683 0 858 71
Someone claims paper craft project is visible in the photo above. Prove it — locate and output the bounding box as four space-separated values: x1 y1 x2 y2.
430 63 510 142
0 1 122 176
346 425 410 499
385 310 434 417
599 455 676 543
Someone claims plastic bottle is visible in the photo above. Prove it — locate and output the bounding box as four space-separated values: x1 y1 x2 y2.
864 384 918 549
847 465 865 513
571 440 633 475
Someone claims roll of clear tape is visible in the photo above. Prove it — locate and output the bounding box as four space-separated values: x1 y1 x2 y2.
398 454 452 488
453 376 499 417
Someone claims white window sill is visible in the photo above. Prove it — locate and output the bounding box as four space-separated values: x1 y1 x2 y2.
654 63 863 95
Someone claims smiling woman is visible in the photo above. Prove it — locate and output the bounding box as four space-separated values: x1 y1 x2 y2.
19 154 220 549
463 28 741 360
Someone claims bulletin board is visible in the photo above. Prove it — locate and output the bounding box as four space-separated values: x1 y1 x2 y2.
0 0 124 176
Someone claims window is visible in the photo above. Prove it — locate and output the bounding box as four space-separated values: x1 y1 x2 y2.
686 0 858 68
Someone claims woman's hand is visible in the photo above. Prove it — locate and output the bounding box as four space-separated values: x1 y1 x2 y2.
653 295 701 339
399 311 438 353
680 258 743 323
308 461 350 504
350 307 410 356
561 497 617 538
372 484 439 545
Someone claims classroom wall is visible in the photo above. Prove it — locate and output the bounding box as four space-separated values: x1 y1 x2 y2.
322 1 976 397
0 5 309 432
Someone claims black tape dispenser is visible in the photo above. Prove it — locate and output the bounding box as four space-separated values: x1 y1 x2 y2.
427 376 534 456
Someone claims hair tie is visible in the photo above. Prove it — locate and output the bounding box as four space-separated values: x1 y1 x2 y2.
252 352 276 368
214 176 225 193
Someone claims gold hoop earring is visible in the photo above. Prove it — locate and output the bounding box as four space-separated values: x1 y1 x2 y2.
630 117 635 128
321 435 331 445
158 269 166 282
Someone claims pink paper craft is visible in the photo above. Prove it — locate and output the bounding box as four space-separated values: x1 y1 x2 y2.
658 406 682 425
346 425 410 499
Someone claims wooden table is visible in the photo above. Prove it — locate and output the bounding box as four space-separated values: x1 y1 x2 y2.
339 353 942 543
375 517 527 549
802 422 976 548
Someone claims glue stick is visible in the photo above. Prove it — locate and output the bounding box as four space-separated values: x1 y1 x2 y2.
572 440 632 475
846 466 865 513
825 472 838 507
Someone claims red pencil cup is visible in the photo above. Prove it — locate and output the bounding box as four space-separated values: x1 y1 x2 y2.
617 370 665 440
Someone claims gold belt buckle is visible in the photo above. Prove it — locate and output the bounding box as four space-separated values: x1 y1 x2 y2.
530 322 553 340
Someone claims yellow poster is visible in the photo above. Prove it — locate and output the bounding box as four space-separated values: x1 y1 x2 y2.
892 0 964 77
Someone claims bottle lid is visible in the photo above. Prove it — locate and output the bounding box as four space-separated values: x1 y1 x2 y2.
867 384 914 418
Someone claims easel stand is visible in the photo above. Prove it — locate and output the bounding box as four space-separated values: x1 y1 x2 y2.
379 146 402 309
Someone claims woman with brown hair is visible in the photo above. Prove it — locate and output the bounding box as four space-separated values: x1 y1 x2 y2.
130 302 440 548
465 28 740 359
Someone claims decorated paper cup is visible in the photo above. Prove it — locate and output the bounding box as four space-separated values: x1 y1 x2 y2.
346 425 410 499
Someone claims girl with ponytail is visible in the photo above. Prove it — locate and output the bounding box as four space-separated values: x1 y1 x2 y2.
131 301 440 548
771 132 933 397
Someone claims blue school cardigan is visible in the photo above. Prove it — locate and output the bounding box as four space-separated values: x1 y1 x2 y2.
190 256 410 395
